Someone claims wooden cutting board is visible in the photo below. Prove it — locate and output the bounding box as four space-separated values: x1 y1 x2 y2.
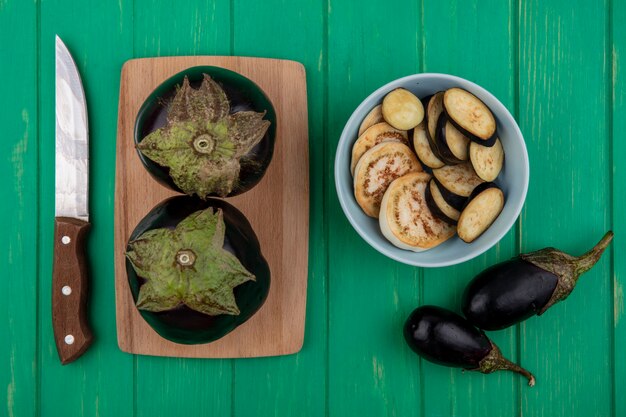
114 56 309 358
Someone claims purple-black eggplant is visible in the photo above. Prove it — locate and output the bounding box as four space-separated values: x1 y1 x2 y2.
404 305 535 386
135 68 277 199
462 231 613 330
126 196 270 344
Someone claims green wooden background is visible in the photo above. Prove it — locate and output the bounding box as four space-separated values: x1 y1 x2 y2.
2 0 624 415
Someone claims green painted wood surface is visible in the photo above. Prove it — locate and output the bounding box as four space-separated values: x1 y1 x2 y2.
1 0 623 416
232 2 327 416
326 2 422 416
518 2 612 415
37 1 134 416
131 3 233 416
612 2 625 417
420 2 521 415
1 1 38 416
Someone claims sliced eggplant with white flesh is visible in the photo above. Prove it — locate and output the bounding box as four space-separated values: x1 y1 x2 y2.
350 122 409 175
425 178 460 225
433 114 461 165
413 120 445 169
469 138 504 181
457 182 504 243
441 114 470 161
382 88 424 130
354 142 422 218
433 162 485 197
444 88 497 144
358 104 385 136
426 92 445 144
433 178 467 211
379 172 455 251
435 113 469 165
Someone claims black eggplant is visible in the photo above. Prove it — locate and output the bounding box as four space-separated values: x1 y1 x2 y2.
126 195 271 344
404 305 535 386
135 66 277 198
462 231 613 330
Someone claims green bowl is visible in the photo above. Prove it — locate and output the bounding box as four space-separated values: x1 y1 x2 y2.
134 65 277 196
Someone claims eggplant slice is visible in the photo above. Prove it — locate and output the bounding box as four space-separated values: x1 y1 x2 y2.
457 182 504 243
433 178 467 211
433 162 485 197
382 88 424 130
358 104 385 136
425 178 460 225
443 115 470 161
413 120 445 169
469 138 504 181
351 122 409 174
354 142 422 218
435 114 469 164
379 172 455 251
444 88 497 143
426 92 445 143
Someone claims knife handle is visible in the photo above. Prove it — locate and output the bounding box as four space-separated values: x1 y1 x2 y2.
52 217 93 365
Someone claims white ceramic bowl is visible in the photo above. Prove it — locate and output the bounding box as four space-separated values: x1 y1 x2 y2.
334 73 529 267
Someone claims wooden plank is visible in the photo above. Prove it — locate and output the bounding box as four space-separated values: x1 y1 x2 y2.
115 56 309 357
132 0 232 59
0 0 39 416
519 1 612 415
136 357 232 417
326 2 424 415
37 0 135 416
131 4 233 416
0 2 615 416
421 1 520 415
611 0 625 415
230 0 327 416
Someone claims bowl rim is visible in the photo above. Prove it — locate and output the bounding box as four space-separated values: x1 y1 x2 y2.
334 72 529 267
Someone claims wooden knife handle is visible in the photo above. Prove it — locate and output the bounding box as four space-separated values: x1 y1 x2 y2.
52 217 93 364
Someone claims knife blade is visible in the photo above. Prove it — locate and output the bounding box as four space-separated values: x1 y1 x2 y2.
53 35 93 365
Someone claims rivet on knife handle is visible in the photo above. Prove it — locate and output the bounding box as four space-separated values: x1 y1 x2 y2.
52 217 93 364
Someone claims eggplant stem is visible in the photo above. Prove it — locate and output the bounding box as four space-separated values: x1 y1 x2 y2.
521 230 614 315
574 231 614 277
497 359 536 387
477 342 536 387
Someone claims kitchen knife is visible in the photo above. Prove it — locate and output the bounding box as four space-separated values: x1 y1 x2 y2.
53 35 93 364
